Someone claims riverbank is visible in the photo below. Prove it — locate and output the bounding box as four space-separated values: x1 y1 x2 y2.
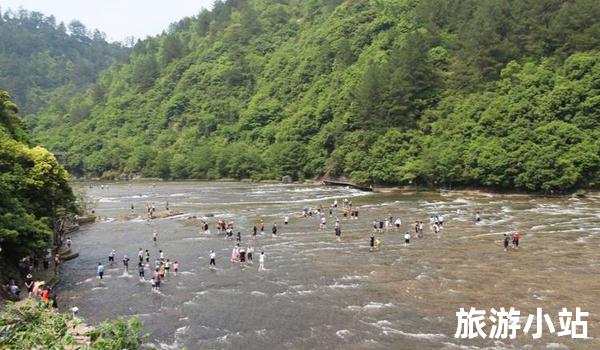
369 184 598 198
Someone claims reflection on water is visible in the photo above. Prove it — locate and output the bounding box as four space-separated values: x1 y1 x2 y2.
58 182 600 349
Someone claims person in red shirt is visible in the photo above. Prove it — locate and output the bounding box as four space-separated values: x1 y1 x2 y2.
512 231 520 249
41 287 50 303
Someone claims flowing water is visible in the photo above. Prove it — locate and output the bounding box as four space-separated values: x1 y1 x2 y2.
57 182 600 349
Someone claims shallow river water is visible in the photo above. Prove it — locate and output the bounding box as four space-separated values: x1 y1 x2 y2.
57 182 600 349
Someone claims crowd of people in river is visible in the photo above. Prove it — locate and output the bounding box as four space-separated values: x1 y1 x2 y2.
5 185 523 304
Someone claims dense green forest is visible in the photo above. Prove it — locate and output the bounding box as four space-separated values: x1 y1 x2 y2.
0 91 75 265
0 8 128 116
31 0 600 191
0 93 144 348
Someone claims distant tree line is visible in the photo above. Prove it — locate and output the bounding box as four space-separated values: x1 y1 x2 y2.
0 8 129 116
21 0 600 192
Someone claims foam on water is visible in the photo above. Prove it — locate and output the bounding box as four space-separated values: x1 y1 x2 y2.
365 320 446 340
340 275 369 281
99 197 121 203
336 329 352 339
327 282 359 289
297 290 314 295
175 326 189 335
347 302 394 311
76 277 94 285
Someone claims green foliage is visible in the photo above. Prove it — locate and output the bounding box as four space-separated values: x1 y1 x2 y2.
87 317 145 349
0 92 76 262
0 8 128 116
28 0 600 191
0 301 144 349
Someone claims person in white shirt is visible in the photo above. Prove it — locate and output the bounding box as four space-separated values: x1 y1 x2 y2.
258 252 265 271
97 263 105 279
209 250 216 267
394 218 401 230
404 232 411 247
108 249 116 265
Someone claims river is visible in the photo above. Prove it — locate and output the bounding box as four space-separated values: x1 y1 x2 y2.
56 181 600 349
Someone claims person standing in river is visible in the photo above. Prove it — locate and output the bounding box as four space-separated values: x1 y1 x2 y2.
108 249 115 265
512 231 520 249
145 249 150 265
164 259 171 276
209 250 216 268
231 244 239 263
370 233 375 251
173 261 179 276
394 217 401 230
404 232 411 247
247 246 254 263
272 223 278 237
239 246 246 265
153 269 161 292
122 255 130 274
158 262 166 281
258 252 266 271
97 262 105 280
503 234 510 251
335 223 341 241
137 262 145 281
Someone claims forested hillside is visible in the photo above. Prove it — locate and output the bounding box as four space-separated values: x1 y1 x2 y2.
0 91 75 265
0 8 128 116
33 0 600 191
